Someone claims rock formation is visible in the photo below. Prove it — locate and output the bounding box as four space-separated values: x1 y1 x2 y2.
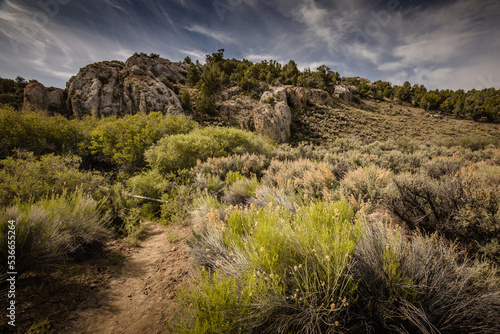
285 86 335 109
23 82 48 110
66 54 186 118
22 53 358 143
253 87 292 143
334 85 355 103
23 82 66 115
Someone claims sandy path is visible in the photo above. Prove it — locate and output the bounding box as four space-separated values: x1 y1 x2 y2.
65 222 193 334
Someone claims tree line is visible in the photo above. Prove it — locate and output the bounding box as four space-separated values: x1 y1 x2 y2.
1 50 498 122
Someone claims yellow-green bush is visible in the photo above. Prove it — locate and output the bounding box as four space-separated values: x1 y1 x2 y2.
183 199 363 333
0 152 105 207
90 112 197 172
0 107 84 159
145 127 274 175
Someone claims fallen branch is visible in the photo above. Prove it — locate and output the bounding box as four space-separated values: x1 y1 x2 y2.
99 186 167 203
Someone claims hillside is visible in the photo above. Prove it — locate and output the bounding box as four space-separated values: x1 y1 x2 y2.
1 52 499 334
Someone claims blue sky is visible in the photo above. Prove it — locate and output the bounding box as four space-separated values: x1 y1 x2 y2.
0 0 499 90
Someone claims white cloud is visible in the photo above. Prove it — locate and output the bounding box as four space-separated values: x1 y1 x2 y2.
185 25 236 44
244 53 284 62
178 48 206 61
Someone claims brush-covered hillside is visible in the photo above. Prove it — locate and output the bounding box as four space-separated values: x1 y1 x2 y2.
1 51 499 334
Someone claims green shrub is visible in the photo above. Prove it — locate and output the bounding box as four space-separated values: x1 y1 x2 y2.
145 127 274 175
193 173 225 199
90 113 197 172
196 88 217 115
94 183 142 237
122 207 145 245
181 90 192 111
224 171 245 186
128 169 171 202
0 108 85 159
0 152 105 207
161 184 196 224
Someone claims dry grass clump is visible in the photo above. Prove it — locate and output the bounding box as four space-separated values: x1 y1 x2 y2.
340 165 393 211
384 165 500 261
194 153 271 179
223 176 259 206
0 191 110 283
352 219 500 334
262 159 338 200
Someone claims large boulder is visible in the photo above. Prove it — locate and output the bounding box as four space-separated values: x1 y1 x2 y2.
23 82 66 115
253 87 292 143
285 86 334 109
47 88 67 115
308 88 334 106
334 85 355 102
23 82 48 110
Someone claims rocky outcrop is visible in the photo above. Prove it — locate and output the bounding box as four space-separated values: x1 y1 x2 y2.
47 88 67 115
23 82 48 110
23 82 66 115
66 54 184 118
125 53 189 83
253 87 292 143
334 85 355 103
66 61 126 117
218 95 256 130
121 65 182 115
285 86 334 109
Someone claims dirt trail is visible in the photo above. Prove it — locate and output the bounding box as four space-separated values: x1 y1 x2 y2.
65 222 193 334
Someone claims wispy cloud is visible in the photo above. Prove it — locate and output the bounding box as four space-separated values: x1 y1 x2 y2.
185 25 236 44
0 0 498 90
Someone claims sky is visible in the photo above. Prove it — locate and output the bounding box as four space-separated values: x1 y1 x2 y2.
0 0 499 90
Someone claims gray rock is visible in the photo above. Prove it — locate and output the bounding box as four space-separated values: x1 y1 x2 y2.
285 86 334 109
253 87 292 143
334 85 355 103
23 82 48 110
66 57 182 118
